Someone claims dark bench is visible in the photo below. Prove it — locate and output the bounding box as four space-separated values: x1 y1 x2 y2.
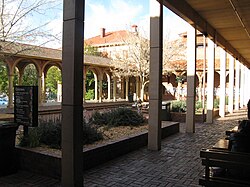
199 148 250 187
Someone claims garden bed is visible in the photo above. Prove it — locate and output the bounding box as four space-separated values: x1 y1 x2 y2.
16 121 179 179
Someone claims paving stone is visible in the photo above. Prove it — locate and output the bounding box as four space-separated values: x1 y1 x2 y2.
0 109 247 186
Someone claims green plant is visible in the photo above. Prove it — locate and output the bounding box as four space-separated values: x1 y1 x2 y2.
39 121 61 149
90 108 145 127
85 89 94 100
18 128 41 148
83 121 103 145
214 98 220 108
18 119 103 149
171 101 186 112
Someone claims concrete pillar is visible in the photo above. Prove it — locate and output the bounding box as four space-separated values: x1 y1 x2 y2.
113 77 117 101
196 72 203 102
99 79 103 102
94 73 98 101
234 60 240 110
57 81 62 102
125 77 129 101
219 48 226 117
240 63 245 108
186 25 196 133
206 38 215 124
42 73 46 102
136 77 140 100
148 0 163 151
107 74 111 100
7 74 14 108
62 0 84 186
18 70 23 85
244 67 250 105
228 55 234 113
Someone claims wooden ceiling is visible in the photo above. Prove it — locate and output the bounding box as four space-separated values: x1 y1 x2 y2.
162 0 250 68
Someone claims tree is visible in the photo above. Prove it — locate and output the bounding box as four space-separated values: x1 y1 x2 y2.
110 30 186 101
110 31 150 101
0 0 61 56
46 66 61 99
84 43 101 56
22 64 38 85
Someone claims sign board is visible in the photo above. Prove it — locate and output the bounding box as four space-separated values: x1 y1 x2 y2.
14 86 38 127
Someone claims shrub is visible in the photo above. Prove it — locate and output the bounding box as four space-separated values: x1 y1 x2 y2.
18 127 41 148
39 121 61 149
83 121 103 145
90 107 144 127
171 101 186 112
18 119 103 149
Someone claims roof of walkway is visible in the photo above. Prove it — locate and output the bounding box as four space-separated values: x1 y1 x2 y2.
163 0 250 68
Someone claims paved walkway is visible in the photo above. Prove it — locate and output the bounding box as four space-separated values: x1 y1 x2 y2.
0 109 247 186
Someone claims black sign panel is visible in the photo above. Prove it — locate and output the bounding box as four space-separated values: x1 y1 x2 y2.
14 86 38 127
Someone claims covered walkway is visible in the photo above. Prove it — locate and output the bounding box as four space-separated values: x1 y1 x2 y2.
0 109 247 186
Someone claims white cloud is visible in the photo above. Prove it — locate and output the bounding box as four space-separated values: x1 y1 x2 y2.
85 0 144 38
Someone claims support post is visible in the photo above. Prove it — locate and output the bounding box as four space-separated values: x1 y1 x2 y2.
62 0 84 186
148 0 163 151
125 77 129 101
186 25 196 133
206 38 215 124
228 55 234 113
235 60 240 110
219 48 226 117
240 64 244 108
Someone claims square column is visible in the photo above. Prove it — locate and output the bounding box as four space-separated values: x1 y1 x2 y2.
62 0 84 186
244 67 250 105
148 0 163 151
234 60 240 110
219 48 226 117
206 38 215 124
228 55 234 113
240 64 245 108
186 25 196 133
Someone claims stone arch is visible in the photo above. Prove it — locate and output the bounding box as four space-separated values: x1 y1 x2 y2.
44 65 62 102
86 67 99 101
103 70 111 100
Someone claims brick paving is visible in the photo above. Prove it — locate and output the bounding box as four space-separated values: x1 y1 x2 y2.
0 109 247 186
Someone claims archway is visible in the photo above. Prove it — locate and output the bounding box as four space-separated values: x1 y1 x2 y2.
45 66 62 102
85 70 95 100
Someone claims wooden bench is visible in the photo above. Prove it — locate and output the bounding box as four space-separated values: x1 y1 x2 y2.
226 126 238 136
199 148 250 187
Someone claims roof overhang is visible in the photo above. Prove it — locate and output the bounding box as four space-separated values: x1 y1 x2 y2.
162 0 250 68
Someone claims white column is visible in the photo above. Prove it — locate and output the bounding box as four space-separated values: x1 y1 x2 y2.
42 73 46 102
234 60 240 110
186 25 196 133
206 38 215 124
107 74 111 100
240 64 245 108
136 77 140 100
113 77 117 101
99 79 103 102
219 48 226 117
94 73 98 101
244 67 250 105
228 55 234 113
148 0 163 151
125 77 129 101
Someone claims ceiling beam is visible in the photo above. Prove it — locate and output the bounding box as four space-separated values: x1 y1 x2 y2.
161 0 249 67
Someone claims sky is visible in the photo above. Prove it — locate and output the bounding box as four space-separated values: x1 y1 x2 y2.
43 0 189 49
